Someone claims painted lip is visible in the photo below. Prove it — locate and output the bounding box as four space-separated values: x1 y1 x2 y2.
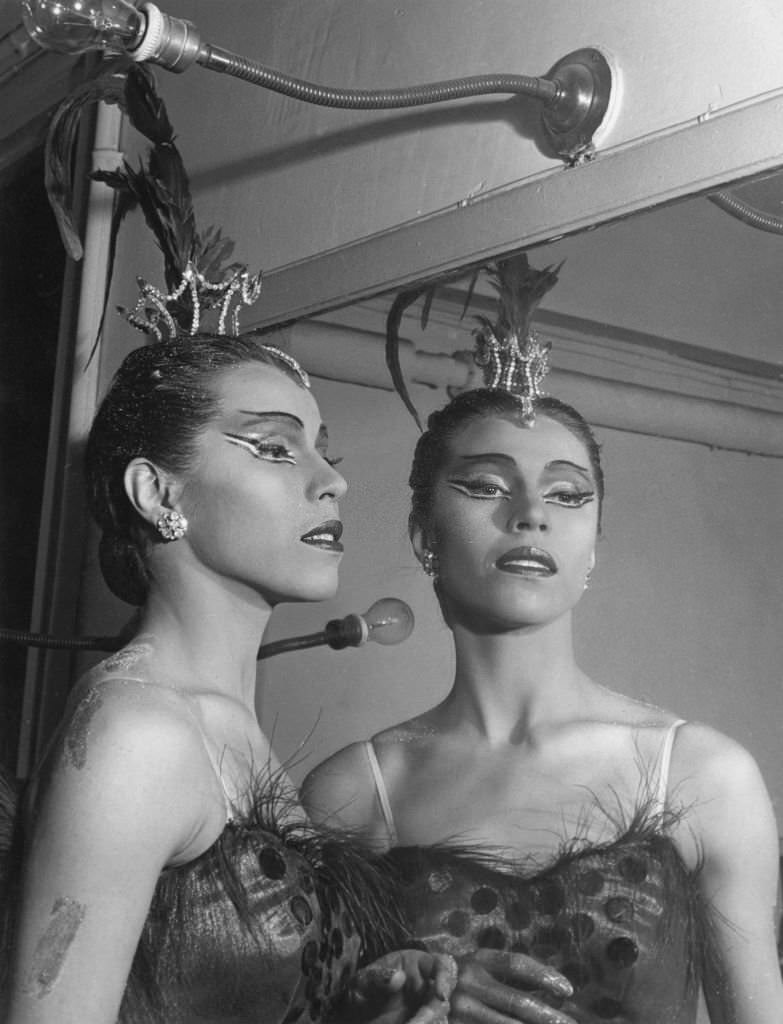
496 545 557 576
301 519 344 552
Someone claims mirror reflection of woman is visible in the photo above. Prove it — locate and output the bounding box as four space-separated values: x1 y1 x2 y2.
304 388 783 1024
2 336 458 1024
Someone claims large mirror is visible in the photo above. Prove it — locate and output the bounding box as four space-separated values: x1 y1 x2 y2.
249 178 783 815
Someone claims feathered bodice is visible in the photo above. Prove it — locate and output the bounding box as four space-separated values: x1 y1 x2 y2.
123 794 409 1024
388 813 707 1024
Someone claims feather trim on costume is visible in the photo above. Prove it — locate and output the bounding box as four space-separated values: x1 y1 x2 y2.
386 787 717 1022
122 768 411 1023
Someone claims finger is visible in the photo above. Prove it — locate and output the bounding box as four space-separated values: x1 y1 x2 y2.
431 953 460 1001
471 951 573 999
451 988 577 1024
353 964 407 997
405 994 450 1024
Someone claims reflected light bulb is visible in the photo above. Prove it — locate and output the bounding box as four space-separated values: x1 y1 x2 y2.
21 0 145 56
361 597 415 647
322 598 415 650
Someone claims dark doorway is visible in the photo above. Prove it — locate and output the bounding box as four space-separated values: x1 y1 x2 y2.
0 148 64 772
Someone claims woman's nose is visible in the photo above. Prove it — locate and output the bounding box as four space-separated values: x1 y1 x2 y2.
506 490 548 532
318 460 348 501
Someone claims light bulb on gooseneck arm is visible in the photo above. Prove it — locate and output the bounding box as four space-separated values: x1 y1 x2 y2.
20 0 615 163
256 598 415 661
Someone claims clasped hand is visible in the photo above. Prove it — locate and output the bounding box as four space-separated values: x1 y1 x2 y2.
348 948 576 1024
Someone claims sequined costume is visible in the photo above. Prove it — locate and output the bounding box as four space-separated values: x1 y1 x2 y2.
367 722 712 1024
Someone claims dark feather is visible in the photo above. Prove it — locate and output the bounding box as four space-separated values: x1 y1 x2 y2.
44 57 132 260
385 284 434 431
122 63 174 145
484 254 564 338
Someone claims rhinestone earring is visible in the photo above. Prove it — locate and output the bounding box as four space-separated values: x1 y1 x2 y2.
422 549 439 578
584 566 593 590
156 509 188 541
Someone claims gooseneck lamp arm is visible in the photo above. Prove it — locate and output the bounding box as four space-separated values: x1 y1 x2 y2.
0 598 415 659
20 0 614 160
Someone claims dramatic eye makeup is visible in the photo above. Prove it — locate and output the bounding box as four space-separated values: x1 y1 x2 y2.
446 453 595 506
446 475 511 499
222 411 301 464
223 433 297 463
541 459 596 508
223 413 343 468
315 425 343 468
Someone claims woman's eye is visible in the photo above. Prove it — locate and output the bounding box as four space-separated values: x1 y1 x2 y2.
449 478 509 498
224 434 296 463
545 489 595 508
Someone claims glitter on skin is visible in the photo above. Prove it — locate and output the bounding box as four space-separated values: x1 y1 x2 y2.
23 897 87 998
64 689 103 771
101 641 153 674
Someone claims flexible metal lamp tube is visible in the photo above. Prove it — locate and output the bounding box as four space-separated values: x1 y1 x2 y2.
20 0 614 161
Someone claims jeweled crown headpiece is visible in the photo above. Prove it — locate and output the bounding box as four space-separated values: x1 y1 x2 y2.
46 61 307 385
472 254 560 423
385 253 561 428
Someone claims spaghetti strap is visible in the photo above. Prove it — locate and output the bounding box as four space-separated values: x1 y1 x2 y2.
653 719 686 817
180 699 238 826
363 740 398 846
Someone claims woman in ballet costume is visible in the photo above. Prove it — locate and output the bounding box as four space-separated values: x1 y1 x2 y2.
304 266 782 1023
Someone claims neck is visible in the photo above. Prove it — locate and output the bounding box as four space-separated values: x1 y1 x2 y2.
444 612 589 744
134 559 272 712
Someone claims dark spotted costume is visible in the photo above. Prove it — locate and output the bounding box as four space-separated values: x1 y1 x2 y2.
367 722 713 1024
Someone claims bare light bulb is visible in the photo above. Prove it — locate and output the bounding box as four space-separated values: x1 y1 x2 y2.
323 598 415 650
21 0 146 56
361 597 415 647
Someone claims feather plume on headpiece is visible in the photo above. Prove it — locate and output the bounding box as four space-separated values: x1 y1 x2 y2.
45 62 262 349
384 253 562 428
473 253 562 422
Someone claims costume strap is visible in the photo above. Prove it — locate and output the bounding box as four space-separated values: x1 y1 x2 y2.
653 719 686 817
179 697 238 827
363 740 398 846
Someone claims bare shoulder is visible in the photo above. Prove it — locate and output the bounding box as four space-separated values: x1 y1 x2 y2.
669 719 766 796
56 674 204 773
35 676 219 863
301 740 376 829
667 721 777 868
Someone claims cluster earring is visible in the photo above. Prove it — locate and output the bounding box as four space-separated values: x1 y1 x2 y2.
156 509 188 541
584 567 593 591
421 549 439 578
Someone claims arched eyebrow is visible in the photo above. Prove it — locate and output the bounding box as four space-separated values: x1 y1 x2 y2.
545 459 592 477
452 454 591 474
236 410 305 430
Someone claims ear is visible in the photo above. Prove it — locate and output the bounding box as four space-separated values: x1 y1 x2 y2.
124 458 181 529
410 519 432 564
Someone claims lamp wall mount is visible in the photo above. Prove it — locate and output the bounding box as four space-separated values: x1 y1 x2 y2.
21 0 616 164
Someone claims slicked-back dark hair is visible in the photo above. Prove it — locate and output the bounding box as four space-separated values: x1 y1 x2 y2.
86 335 307 605
409 389 605 536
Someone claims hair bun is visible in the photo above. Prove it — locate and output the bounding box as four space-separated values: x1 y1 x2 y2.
98 532 150 607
